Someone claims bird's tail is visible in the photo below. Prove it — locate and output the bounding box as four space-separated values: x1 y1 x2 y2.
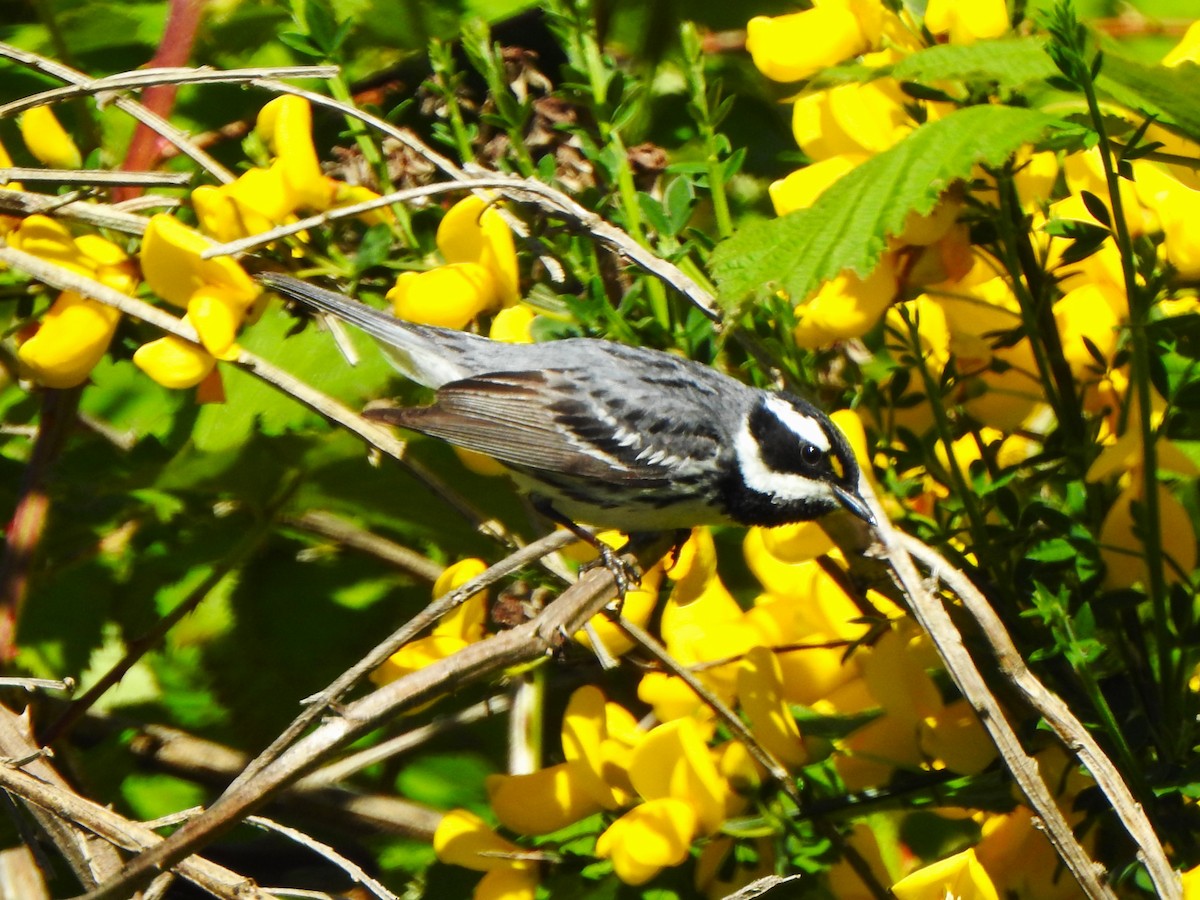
258 273 467 387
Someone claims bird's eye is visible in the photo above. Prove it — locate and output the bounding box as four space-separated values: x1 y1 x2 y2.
801 444 824 467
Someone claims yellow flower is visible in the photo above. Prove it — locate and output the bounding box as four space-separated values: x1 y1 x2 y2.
193 164 293 242
737 646 807 768
486 763 606 835
745 1 880 82
918 698 997 775
924 0 1009 45
387 264 500 329
256 95 335 210
595 798 696 885
132 334 217 389
432 558 489 643
373 557 490 685
792 78 912 160
1054 284 1121 377
433 809 532 873
18 292 120 389
488 305 536 343
1099 482 1197 589
438 195 520 306
141 215 260 309
768 155 866 216
19 106 82 169
475 866 538 900
793 256 899 348
629 718 727 836
1162 20 1200 66
332 182 395 225
891 848 999 900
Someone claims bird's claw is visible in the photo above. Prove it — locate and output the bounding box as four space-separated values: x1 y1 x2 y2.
582 544 641 600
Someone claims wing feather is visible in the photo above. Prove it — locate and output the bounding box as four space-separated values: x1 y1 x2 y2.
369 371 673 485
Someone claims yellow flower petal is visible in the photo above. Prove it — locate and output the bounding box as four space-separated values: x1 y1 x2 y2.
1100 483 1197 589
433 808 530 873
486 763 605 835
18 292 120 388
919 698 997 775
793 256 898 348
595 798 697 885
746 7 870 83
387 263 499 329
629 718 726 835
892 848 999 900
438 196 520 306
188 287 245 358
256 96 333 210
433 558 488 643
1163 20 1200 67
141 215 260 309
19 106 82 169
475 866 539 900
132 335 216 389
488 305 536 343
924 0 1009 44
768 155 865 216
737 646 807 768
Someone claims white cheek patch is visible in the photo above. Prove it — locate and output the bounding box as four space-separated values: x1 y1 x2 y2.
735 423 832 504
764 395 831 451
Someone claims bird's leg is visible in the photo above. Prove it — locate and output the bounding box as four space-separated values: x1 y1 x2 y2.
531 499 641 598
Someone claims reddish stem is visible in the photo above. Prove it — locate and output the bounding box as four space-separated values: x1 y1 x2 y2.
114 0 205 201
0 387 81 663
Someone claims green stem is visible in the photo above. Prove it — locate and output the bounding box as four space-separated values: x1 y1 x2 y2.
1076 54 1173 737
902 311 991 559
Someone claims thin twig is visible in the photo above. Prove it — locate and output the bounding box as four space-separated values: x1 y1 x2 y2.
896 533 1180 900
247 815 398 900
0 188 154 233
200 177 543 259
0 42 236 183
303 695 510 786
0 65 340 118
0 168 192 186
282 509 445 584
0 676 74 693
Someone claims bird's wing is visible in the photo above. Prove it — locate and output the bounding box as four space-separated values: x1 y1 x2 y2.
367 370 694 486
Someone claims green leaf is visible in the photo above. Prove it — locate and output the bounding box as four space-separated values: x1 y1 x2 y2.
1096 56 1200 143
711 105 1062 305
890 36 1059 89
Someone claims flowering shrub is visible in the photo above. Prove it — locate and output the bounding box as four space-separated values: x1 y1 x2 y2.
0 1 1198 898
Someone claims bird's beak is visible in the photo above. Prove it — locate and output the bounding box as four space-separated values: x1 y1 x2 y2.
833 484 877 527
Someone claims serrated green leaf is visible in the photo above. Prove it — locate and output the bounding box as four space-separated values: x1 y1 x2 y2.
891 36 1059 89
1096 55 1200 142
711 105 1061 305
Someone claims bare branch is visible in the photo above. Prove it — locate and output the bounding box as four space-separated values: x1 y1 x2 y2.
896 533 1180 900
852 481 1118 899
0 65 339 118
0 168 192 186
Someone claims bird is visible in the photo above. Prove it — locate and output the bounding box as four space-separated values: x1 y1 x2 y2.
260 273 875 581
